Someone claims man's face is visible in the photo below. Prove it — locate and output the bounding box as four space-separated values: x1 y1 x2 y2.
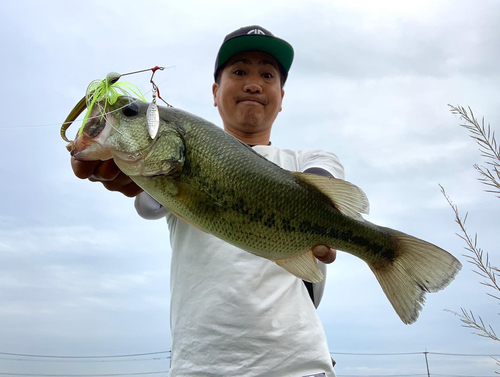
212 51 285 141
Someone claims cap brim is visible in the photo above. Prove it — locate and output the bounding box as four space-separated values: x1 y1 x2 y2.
216 35 294 73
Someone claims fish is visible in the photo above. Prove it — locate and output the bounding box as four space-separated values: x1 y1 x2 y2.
65 96 462 324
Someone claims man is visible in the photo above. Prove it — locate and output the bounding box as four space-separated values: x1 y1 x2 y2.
71 26 341 376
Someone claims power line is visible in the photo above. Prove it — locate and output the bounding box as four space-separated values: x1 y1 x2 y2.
1 349 497 360
0 356 170 363
331 351 423 356
336 374 426 377
1 371 489 377
330 351 500 357
432 375 497 377
0 351 170 359
0 372 168 377
336 374 497 377
429 351 500 357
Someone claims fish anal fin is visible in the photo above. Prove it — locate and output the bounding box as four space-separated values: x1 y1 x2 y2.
292 172 370 220
274 250 324 283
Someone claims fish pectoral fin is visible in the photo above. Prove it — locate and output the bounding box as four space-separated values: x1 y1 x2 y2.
273 250 324 283
292 172 369 220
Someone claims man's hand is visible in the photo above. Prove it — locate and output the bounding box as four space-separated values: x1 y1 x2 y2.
312 245 337 264
70 154 143 198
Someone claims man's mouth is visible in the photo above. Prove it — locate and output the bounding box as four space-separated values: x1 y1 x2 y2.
237 97 266 105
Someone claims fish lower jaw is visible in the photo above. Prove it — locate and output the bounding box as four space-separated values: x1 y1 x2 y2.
112 153 175 178
111 154 146 176
72 142 112 161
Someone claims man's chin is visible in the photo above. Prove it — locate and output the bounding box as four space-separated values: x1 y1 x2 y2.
240 118 262 130
234 111 257 125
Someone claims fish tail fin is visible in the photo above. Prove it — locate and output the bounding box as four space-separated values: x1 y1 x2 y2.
368 229 462 324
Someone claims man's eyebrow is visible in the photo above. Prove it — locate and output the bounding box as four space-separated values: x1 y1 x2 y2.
229 58 278 70
229 58 251 66
259 59 278 69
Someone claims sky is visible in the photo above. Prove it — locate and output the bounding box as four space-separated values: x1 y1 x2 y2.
0 0 499 375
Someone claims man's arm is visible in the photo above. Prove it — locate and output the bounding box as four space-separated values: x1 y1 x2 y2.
135 191 169 219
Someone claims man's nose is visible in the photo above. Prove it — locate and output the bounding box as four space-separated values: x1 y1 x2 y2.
243 76 262 93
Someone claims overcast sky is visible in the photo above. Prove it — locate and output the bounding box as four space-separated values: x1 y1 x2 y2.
1 0 499 375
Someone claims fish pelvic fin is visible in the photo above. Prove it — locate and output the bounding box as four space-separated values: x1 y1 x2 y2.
273 250 324 283
292 172 369 220
369 229 462 324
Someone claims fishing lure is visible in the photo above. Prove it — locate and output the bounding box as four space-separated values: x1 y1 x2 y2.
79 73 147 138
146 66 173 139
147 90 160 139
61 66 170 143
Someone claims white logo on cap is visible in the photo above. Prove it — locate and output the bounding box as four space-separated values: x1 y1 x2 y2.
247 29 265 35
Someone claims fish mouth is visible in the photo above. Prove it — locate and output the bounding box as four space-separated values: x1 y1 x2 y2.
71 137 110 161
61 96 107 145
70 106 115 161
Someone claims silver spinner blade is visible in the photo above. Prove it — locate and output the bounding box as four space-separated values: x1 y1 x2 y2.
146 100 160 139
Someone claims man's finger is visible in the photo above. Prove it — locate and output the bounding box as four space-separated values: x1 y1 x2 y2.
312 244 337 264
92 159 121 181
96 173 133 191
91 173 143 197
71 158 100 179
120 182 144 198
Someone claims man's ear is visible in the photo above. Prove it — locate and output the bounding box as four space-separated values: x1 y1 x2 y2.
212 83 218 107
279 89 285 112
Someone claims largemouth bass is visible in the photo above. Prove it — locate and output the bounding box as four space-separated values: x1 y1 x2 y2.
65 96 461 324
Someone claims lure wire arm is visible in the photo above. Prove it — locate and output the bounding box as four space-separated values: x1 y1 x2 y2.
150 67 172 108
61 66 171 142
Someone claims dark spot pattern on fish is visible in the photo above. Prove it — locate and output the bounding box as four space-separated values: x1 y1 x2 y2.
280 218 296 233
263 212 276 228
231 197 249 216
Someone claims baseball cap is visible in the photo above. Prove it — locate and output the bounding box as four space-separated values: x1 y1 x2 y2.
214 25 294 82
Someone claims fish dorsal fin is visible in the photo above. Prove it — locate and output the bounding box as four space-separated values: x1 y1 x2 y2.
292 172 370 220
274 250 324 283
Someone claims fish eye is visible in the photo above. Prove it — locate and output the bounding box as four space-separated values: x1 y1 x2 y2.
122 104 139 118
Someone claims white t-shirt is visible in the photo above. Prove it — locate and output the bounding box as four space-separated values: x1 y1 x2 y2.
135 146 344 377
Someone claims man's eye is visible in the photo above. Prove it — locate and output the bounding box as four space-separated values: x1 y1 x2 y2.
262 73 274 79
234 69 245 75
